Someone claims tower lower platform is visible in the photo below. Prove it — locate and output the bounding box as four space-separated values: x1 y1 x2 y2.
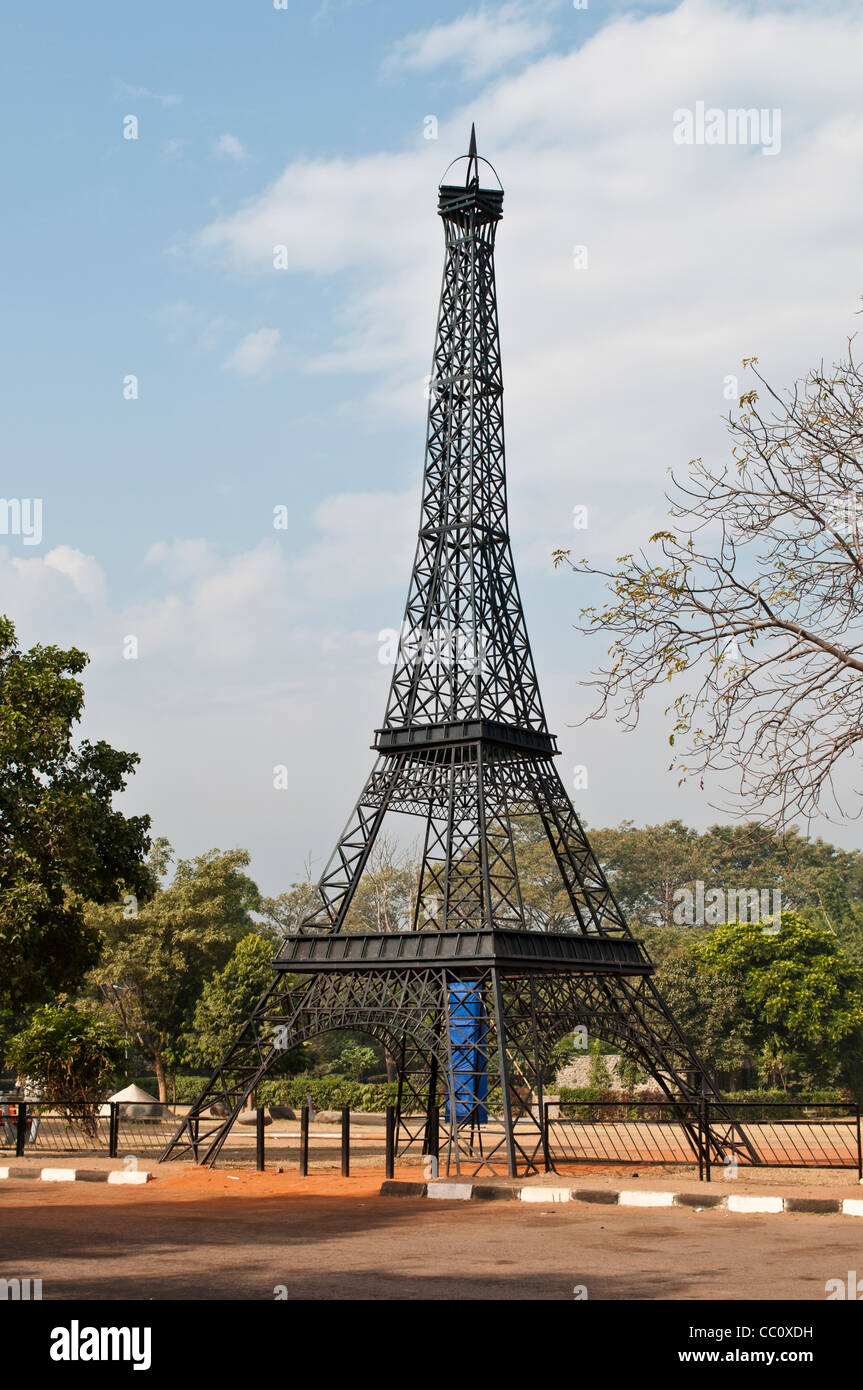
161 931 753 1176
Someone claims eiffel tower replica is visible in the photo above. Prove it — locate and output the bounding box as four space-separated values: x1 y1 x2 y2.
163 129 752 1177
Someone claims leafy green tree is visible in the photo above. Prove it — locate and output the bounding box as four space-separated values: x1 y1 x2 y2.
584 819 863 932
186 933 290 1072
693 912 863 1088
336 1042 378 1081
587 1037 613 1089
590 820 707 930
513 817 573 931
87 844 261 1101
0 617 151 1009
5 1004 125 1133
658 954 752 1075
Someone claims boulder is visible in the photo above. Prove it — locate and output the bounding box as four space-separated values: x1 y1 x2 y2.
237 1109 272 1126
315 1109 343 1124
268 1105 295 1121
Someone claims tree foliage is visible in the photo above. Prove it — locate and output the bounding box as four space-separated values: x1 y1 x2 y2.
692 912 863 1088
0 617 151 1009
5 1004 125 1131
186 932 278 1072
554 345 863 827
87 843 261 1100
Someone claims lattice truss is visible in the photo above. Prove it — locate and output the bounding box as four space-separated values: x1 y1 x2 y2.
287 745 631 939
383 175 544 734
163 964 753 1173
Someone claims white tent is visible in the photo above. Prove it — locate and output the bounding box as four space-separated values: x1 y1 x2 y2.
99 1083 163 1119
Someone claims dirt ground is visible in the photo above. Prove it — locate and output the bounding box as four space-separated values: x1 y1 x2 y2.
2 1167 863 1300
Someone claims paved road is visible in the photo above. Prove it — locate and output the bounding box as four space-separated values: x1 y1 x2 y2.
1 1177 859 1300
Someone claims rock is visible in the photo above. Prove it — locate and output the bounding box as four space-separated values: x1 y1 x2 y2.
206 1103 229 1119
268 1105 295 1121
237 1109 272 1126
315 1109 343 1124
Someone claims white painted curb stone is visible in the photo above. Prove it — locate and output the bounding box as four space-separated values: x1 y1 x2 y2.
107 1170 151 1185
841 1199 863 1217
41 1168 78 1182
427 1182 474 1200
728 1194 784 1214
520 1187 571 1203
619 1190 675 1207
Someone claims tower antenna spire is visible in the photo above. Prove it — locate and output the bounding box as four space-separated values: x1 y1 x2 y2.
466 122 479 184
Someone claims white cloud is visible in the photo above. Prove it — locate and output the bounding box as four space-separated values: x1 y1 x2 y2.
292 489 418 602
221 327 281 376
146 539 219 581
117 82 182 107
213 133 248 161
196 0 863 534
384 3 553 80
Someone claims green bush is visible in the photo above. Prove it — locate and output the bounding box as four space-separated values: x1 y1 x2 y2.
557 1084 853 1123
257 1075 398 1112
715 1088 851 1121
6 1005 125 1135
558 1086 670 1122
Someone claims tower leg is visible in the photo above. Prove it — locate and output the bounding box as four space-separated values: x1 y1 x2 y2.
491 967 517 1178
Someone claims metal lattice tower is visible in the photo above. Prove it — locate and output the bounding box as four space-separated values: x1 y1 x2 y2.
162 129 752 1177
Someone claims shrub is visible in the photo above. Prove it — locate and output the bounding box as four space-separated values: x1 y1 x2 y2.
257 1076 398 1113
557 1084 853 1123
5 1005 125 1135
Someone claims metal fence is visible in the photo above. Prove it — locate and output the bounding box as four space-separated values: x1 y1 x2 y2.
4 1092 860 1181
0 1098 178 1158
545 1100 863 1181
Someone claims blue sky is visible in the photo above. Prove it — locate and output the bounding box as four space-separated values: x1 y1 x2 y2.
3 0 863 893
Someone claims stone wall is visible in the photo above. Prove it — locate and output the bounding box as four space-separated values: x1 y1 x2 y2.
555 1054 654 1092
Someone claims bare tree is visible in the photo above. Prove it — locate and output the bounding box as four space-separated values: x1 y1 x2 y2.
258 854 319 938
554 341 863 828
346 834 413 934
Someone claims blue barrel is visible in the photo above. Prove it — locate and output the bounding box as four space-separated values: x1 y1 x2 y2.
446 983 488 1124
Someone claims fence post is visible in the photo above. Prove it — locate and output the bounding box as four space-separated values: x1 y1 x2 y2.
428 1099 439 1165
692 1095 700 1184
385 1105 395 1181
857 1106 862 1182
542 1101 552 1173
299 1104 309 1177
109 1102 119 1159
704 1098 711 1183
15 1102 27 1158
341 1107 350 1178
256 1107 266 1172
